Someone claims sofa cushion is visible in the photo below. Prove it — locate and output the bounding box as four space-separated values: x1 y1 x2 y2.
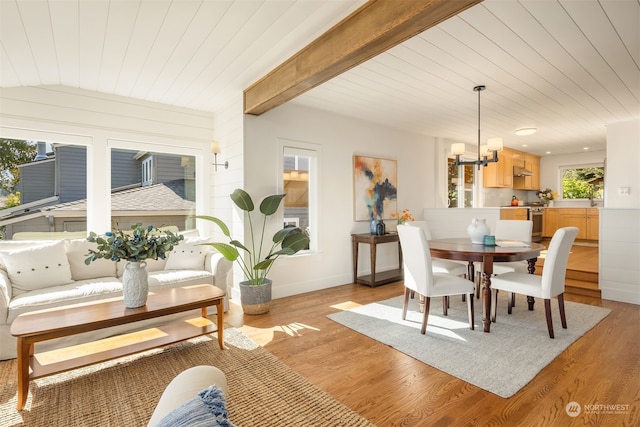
0 241 73 295
165 237 210 271
148 270 213 290
7 277 123 323
66 239 117 281
156 386 236 427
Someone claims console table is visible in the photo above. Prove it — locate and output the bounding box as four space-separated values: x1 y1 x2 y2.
351 232 403 287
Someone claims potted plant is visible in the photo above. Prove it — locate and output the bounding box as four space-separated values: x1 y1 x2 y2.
84 223 184 308
197 189 310 314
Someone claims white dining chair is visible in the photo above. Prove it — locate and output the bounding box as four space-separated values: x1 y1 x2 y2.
486 220 534 305
490 227 578 338
472 219 533 301
411 221 469 277
397 224 475 334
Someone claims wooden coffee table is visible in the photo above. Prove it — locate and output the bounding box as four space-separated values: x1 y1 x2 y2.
10 284 225 411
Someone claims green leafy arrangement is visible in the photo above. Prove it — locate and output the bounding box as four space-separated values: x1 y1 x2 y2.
84 223 184 264
197 189 310 285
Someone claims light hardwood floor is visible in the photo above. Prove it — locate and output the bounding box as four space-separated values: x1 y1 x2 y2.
224 269 638 426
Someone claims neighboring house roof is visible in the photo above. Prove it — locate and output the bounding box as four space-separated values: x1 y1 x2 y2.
0 180 194 226
53 180 195 214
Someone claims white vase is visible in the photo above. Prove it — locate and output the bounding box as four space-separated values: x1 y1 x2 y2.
122 261 149 308
548 200 554 207
467 218 490 244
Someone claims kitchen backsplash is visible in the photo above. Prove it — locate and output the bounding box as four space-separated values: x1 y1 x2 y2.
483 188 539 207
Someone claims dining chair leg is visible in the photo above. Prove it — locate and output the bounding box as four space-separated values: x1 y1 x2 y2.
507 291 513 315
544 298 555 338
558 293 567 329
402 287 410 320
511 293 516 308
421 297 431 334
442 296 449 316
467 293 475 330
490 289 498 323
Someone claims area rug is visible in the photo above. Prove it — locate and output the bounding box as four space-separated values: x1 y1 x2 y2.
0 328 375 427
327 293 611 398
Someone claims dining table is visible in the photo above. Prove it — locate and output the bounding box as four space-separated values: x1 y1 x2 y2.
428 238 545 333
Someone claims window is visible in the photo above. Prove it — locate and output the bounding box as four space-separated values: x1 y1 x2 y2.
281 142 317 252
142 157 153 186
0 140 199 240
447 157 476 208
561 166 604 200
114 150 196 232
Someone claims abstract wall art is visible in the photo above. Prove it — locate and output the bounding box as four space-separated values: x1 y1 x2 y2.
353 155 397 221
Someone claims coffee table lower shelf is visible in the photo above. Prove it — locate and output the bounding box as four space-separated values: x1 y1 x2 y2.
29 319 219 379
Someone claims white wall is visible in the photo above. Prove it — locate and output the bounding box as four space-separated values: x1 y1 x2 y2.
0 85 214 233
604 120 640 209
243 103 439 298
599 119 640 304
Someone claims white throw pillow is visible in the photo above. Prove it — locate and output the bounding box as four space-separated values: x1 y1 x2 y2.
0 240 73 295
65 239 117 281
165 237 210 271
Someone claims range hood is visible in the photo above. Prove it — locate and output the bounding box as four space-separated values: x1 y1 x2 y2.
513 166 533 176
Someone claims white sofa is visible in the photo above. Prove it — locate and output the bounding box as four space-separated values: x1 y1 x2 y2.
0 232 232 360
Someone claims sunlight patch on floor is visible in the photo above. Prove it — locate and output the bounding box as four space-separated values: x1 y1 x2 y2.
331 301 363 310
350 302 470 342
240 322 320 346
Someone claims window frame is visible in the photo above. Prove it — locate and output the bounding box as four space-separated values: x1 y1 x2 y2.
277 138 319 254
558 162 605 201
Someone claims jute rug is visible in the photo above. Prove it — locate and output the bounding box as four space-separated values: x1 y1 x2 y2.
328 292 611 398
0 328 375 426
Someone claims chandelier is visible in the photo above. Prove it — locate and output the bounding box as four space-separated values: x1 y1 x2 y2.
451 85 503 170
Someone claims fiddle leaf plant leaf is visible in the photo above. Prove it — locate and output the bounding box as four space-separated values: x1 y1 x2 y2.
230 189 254 212
260 194 286 216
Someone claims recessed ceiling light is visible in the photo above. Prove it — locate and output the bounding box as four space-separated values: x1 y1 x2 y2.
584 147 589 150
515 127 537 136
546 151 551 154
522 144 528 147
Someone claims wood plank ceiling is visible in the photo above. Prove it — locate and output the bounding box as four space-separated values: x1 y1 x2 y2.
0 0 638 156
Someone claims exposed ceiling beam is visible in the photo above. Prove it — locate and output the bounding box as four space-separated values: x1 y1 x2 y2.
244 0 482 115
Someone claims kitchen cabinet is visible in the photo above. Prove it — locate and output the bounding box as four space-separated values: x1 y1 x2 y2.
500 208 528 220
529 154 540 189
587 208 599 240
559 209 587 239
513 151 541 190
545 208 599 240
543 208 559 238
483 147 513 188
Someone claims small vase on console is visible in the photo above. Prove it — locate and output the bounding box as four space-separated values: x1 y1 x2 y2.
370 218 386 235
467 218 490 244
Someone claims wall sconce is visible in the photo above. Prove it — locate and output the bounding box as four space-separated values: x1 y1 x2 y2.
211 141 229 171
